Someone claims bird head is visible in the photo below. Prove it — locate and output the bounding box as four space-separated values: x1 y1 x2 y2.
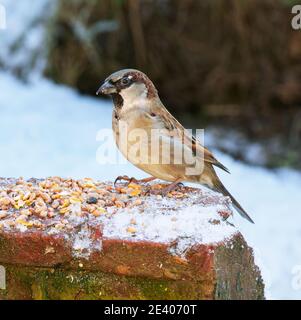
96 69 158 105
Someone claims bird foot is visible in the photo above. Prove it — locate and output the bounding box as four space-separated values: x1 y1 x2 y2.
150 181 183 196
114 175 156 187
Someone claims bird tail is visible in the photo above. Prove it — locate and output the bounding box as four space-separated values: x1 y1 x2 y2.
213 178 254 224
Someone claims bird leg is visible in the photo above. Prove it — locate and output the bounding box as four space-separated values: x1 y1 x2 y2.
114 175 156 187
137 176 157 183
150 178 183 196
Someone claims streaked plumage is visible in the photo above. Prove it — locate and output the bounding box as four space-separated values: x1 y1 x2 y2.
97 69 254 223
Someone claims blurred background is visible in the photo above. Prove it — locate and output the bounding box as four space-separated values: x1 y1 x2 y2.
2 0 301 168
0 0 301 299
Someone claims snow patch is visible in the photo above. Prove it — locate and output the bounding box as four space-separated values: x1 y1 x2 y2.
72 225 102 259
0 0 55 78
98 195 236 258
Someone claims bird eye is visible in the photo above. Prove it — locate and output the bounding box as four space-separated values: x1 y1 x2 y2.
121 77 131 86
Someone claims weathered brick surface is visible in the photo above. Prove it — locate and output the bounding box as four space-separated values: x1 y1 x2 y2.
0 178 264 300
0 231 264 300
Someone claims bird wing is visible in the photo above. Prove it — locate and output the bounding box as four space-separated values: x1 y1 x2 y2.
150 102 230 174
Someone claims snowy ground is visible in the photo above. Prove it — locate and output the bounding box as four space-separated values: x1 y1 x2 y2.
0 0 54 77
0 72 300 299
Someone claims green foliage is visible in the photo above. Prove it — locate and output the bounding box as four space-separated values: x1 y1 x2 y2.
281 0 301 7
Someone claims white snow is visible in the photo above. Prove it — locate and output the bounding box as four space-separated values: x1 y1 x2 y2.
72 224 102 259
0 0 55 78
98 195 237 257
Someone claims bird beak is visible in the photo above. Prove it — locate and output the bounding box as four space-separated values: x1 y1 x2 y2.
96 81 116 95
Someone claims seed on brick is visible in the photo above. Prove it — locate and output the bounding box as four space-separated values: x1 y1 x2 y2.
87 197 98 204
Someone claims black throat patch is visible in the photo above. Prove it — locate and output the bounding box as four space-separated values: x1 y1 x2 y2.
111 93 123 109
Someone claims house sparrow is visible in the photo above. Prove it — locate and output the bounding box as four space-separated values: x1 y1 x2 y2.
97 69 254 223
